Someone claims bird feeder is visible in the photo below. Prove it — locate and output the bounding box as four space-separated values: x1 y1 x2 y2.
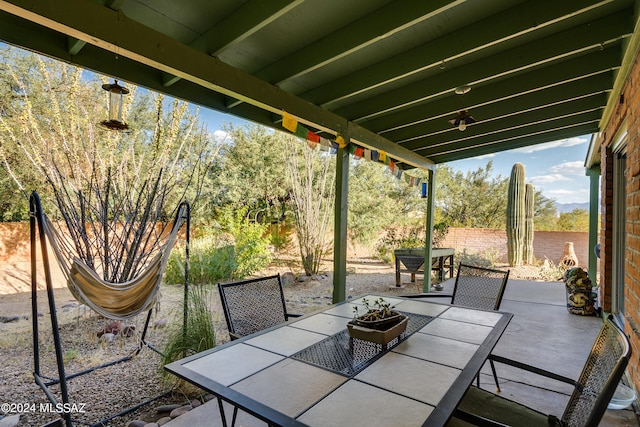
99 80 130 131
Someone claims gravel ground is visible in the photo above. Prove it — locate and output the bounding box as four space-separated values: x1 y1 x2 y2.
0 257 540 426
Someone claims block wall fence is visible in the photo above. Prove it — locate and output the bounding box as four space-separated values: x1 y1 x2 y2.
1 221 590 268
440 228 590 267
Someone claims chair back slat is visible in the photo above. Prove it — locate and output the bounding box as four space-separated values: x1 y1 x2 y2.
562 316 631 427
451 264 510 311
218 274 289 339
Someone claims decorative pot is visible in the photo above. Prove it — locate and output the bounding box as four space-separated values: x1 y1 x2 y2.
352 311 403 330
347 314 408 345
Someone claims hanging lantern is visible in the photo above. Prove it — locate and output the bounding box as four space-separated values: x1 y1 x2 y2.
99 80 130 131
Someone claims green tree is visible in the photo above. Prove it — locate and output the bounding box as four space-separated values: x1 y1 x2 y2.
435 162 508 228
0 46 216 223
533 194 559 230
212 123 290 224
557 208 589 231
0 46 216 280
347 160 402 247
432 161 557 230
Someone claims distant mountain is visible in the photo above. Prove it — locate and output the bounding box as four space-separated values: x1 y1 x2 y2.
555 202 589 213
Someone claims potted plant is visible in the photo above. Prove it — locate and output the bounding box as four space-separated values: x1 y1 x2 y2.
347 298 408 345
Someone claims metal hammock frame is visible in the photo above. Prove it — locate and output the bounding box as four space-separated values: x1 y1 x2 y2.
29 191 191 427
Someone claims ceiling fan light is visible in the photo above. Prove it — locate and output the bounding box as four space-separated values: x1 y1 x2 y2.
448 110 476 131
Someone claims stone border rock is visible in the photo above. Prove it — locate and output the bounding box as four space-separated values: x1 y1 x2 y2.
125 394 214 427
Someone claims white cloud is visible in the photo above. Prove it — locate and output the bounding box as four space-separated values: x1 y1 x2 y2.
529 174 571 184
548 161 585 175
473 153 495 160
212 129 231 141
545 188 590 203
511 136 588 154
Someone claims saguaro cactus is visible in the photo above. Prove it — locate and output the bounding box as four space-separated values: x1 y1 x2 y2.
506 163 525 266
523 183 535 264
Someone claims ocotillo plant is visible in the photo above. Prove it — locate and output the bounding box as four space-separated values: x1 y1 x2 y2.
524 183 535 264
506 163 525 266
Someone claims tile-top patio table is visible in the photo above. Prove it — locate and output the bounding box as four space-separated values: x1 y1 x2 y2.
165 294 512 427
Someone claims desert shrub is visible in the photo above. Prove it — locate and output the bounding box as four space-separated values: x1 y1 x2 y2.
375 222 449 262
539 257 568 281
232 219 272 279
161 284 216 377
215 207 272 278
269 223 294 253
164 234 236 285
455 248 499 268
165 208 272 284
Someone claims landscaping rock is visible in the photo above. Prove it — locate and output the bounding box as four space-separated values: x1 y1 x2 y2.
169 404 192 418
121 324 136 337
153 318 168 328
190 399 201 408
143 423 159 427
100 332 115 342
156 417 172 426
61 302 78 310
97 320 121 337
280 272 296 286
155 404 182 414
125 420 146 427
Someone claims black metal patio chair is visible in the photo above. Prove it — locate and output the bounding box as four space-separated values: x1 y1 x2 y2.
218 274 301 340
449 315 631 427
405 263 510 391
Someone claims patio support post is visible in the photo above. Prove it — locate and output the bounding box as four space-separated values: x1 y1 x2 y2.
332 141 350 303
423 169 436 293
587 165 601 280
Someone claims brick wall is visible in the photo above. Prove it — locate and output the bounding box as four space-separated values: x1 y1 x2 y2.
599 45 640 391
440 228 590 267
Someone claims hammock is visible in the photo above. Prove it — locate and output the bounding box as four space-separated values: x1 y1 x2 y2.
30 191 190 427
40 204 186 320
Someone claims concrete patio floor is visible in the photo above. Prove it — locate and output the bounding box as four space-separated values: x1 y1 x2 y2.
164 279 639 426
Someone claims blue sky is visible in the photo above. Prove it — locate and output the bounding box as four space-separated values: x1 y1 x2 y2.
199 106 593 205
449 135 592 204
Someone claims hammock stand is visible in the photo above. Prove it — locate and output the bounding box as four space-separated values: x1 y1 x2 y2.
29 191 191 427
